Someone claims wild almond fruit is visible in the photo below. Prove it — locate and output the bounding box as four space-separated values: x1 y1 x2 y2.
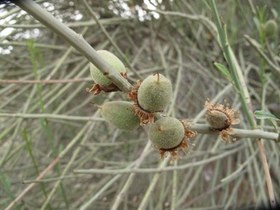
101 101 140 130
137 73 172 112
88 50 127 95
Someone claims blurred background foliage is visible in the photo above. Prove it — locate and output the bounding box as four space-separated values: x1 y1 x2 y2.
0 0 279 209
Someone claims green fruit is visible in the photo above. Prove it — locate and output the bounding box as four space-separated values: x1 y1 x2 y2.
90 50 126 86
148 117 184 149
101 101 140 130
137 74 172 112
264 19 278 38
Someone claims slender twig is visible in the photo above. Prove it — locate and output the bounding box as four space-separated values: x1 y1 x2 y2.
220 149 258 183
40 125 93 210
79 138 152 210
244 35 280 74
0 78 91 84
137 157 170 210
12 0 132 92
4 123 91 210
4 156 61 210
0 113 104 122
81 0 142 79
171 160 178 210
110 142 152 210
209 0 276 207
74 146 245 175
0 112 278 141
145 8 216 33
167 40 183 116
0 18 126 28
23 175 84 184
189 124 279 141
0 41 66 50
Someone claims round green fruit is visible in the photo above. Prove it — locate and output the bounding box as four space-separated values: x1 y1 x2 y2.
148 117 184 149
137 74 172 112
264 19 278 38
90 50 126 86
101 101 140 130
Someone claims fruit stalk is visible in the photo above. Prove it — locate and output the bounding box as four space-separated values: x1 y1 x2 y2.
0 112 277 141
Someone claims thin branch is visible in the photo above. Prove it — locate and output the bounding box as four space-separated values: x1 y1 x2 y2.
82 0 142 79
110 142 152 210
74 146 242 175
189 124 279 142
244 34 280 74
209 1 276 207
4 156 61 210
12 0 132 92
0 78 92 84
0 41 66 50
0 113 104 122
0 18 126 29
0 112 278 141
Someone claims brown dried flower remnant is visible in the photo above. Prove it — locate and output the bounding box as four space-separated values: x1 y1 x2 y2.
128 80 155 124
87 72 127 95
205 100 240 143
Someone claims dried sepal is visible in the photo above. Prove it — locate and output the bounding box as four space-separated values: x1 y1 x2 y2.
220 128 239 143
87 72 127 95
133 104 155 124
128 80 141 101
159 138 189 160
181 120 197 139
205 100 240 130
128 80 155 124
87 83 119 95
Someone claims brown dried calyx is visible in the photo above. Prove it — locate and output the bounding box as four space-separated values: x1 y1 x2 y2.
128 80 154 124
205 100 240 142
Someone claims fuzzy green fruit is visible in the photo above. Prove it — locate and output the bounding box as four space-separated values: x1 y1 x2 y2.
101 101 140 130
90 50 126 86
137 74 172 112
148 117 184 149
264 19 278 38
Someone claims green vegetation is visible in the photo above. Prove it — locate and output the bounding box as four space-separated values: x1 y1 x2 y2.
0 0 279 210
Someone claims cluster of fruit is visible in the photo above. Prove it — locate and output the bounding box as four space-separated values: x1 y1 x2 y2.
89 50 239 158
88 50 197 158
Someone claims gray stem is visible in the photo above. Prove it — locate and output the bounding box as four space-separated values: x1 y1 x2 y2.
12 0 132 92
